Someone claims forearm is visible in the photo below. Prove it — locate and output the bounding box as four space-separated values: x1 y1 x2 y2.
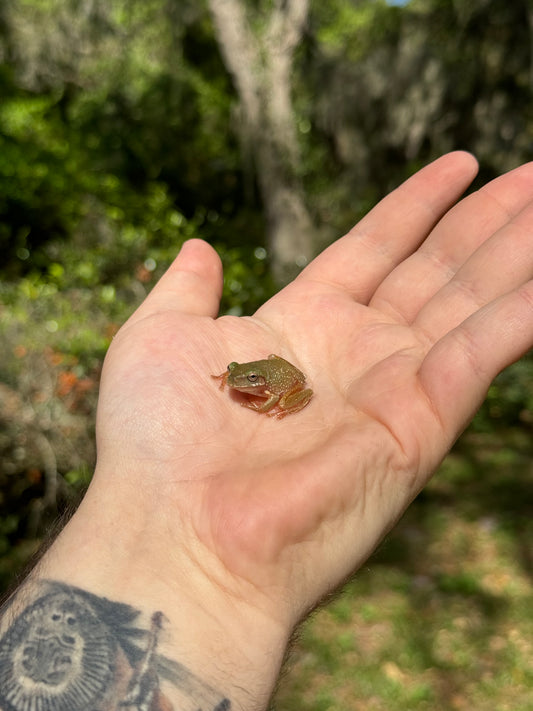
0 480 289 711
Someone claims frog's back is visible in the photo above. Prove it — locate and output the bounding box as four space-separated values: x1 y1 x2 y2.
267 354 306 393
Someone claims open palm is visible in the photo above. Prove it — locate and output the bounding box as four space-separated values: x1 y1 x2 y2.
93 153 533 626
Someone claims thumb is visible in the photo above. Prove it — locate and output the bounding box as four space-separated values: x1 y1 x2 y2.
132 239 223 321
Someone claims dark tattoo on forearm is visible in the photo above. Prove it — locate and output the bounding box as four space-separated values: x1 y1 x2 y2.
0 580 231 711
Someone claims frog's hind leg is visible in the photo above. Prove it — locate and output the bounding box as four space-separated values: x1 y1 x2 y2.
268 386 313 418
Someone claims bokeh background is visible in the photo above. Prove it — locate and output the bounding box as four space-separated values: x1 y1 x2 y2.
0 1 532 708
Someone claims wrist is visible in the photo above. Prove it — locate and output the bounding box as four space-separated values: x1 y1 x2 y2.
8 476 290 711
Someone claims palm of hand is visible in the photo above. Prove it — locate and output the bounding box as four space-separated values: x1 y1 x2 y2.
94 153 533 620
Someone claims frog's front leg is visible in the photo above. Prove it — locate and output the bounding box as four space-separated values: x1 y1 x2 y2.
270 386 313 419
241 391 280 413
211 371 229 390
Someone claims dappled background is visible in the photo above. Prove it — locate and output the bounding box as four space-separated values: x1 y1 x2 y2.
0 1 532 708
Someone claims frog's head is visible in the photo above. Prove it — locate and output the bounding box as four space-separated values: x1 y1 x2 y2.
226 361 267 392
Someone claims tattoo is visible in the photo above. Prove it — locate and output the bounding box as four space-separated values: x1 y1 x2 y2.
0 580 231 711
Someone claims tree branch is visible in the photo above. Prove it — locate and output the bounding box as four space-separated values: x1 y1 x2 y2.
207 0 261 129
267 0 309 56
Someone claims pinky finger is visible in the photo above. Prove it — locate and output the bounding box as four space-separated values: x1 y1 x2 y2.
419 282 533 439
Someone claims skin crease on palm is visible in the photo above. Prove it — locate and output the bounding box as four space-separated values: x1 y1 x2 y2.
54 151 533 644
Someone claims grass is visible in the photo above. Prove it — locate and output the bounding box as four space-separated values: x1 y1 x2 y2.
272 429 533 710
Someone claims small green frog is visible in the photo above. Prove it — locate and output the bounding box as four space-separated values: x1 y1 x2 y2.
212 354 313 419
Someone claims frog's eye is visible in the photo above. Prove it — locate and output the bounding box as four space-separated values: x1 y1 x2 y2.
247 373 259 382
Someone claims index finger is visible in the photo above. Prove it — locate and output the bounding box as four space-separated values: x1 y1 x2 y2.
300 152 479 303
371 161 533 323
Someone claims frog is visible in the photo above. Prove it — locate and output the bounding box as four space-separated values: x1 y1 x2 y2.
212 354 313 419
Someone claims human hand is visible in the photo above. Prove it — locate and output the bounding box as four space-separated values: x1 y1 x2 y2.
87 152 533 628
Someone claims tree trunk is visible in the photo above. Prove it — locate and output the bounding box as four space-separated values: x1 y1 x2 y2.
207 0 315 284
